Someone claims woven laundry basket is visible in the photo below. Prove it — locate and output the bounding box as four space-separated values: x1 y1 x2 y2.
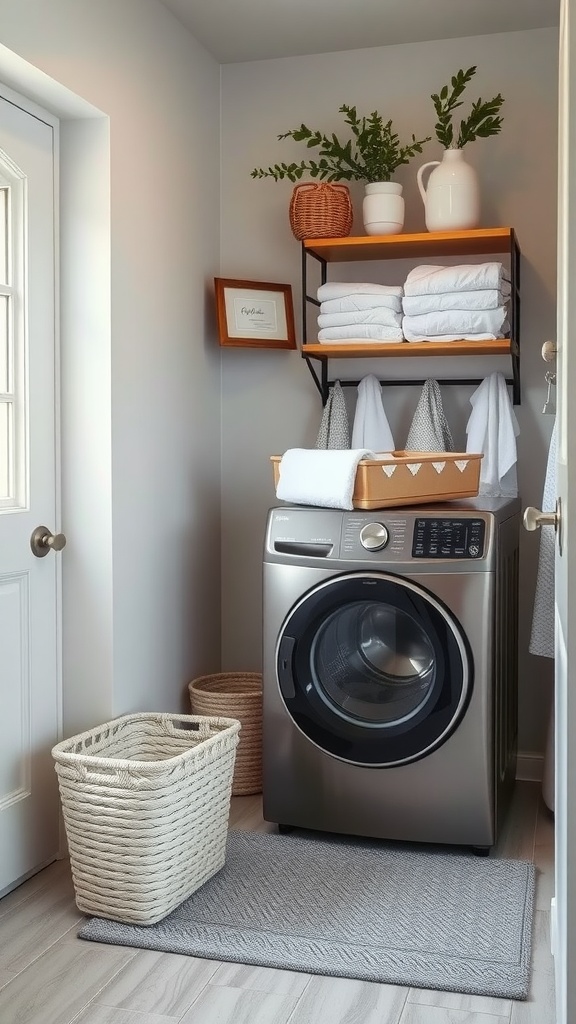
51 712 240 926
189 673 262 796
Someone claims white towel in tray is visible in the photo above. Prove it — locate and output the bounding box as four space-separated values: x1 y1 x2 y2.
276 448 375 510
404 263 510 297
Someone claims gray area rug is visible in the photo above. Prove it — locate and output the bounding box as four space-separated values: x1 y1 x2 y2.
79 829 535 1000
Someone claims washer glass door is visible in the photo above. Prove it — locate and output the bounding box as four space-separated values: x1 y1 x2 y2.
277 572 471 766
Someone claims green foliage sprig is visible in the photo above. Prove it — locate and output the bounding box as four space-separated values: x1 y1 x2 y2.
251 105 430 184
431 66 504 149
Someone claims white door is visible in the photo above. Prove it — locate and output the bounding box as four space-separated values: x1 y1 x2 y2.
553 1 576 1020
0 95 60 896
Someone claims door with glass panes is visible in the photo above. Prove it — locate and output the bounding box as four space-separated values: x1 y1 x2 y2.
0 93 60 895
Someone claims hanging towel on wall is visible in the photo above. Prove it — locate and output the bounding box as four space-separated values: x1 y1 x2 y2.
465 372 520 497
529 419 557 658
275 448 375 510
315 381 350 450
405 380 454 452
351 374 395 452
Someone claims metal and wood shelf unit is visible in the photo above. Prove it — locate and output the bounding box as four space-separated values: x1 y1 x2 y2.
300 226 521 404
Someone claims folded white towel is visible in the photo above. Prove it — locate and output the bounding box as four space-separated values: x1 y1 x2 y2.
402 287 510 316
318 282 404 301
275 448 375 510
321 294 403 314
466 372 519 497
318 325 404 342
315 380 350 450
352 374 395 451
405 329 510 342
405 379 454 452
404 263 510 297
318 309 403 330
402 308 508 343
529 419 557 659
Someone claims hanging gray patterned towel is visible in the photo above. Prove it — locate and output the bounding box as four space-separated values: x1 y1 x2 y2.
315 380 350 449
405 379 454 452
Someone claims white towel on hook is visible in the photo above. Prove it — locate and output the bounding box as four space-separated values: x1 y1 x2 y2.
405 380 454 452
402 288 510 316
529 419 557 658
275 448 375 510
352 374 395 452
318 282 403 301
404 263 510 297
318 309 403 330
315 381 350 450
321 294 403 314
318 325 404 342
465 372 519 496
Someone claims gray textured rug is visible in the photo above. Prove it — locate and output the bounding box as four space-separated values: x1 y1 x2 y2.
79 829 535 999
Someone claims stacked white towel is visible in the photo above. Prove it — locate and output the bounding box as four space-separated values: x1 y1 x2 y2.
317 282 404 343
402 263 511 342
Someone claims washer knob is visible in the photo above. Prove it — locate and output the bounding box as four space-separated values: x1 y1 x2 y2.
359 522 389 551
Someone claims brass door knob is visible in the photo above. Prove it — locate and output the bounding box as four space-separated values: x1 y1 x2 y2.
30 526 67 558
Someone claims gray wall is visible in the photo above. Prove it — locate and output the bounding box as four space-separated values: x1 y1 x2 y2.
0 0 223 719
220 27 558 758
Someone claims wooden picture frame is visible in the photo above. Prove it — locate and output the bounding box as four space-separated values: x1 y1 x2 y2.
214 278 296 349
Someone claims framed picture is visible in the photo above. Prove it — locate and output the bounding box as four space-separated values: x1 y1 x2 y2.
214 278 296 349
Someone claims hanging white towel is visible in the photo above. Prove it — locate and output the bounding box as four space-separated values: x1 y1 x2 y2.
529 420 557 658
321 294 403 314
402 307 508 341
402 288 510 316
275 448 375 510
352 374 395 452
318 325 404 342
318 309 403 330
315 381 350 450
318 282 403 301
465 372 520 497
405 379 454 452
404 263 510 297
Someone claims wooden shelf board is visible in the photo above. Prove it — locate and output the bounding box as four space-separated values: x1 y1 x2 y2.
304 227 515 262
302 339 515 359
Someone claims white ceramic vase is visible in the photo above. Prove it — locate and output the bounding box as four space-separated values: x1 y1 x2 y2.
362 181 405 236
417 148 480 232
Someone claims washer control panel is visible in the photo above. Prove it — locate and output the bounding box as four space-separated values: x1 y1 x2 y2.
359 522 389 551
412 517 486 559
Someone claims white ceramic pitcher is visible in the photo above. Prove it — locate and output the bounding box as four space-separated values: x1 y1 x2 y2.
417 148 480 232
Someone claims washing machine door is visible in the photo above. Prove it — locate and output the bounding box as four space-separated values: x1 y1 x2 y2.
276 572 472 767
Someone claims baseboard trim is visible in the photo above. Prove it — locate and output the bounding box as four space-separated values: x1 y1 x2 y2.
516 751 544 782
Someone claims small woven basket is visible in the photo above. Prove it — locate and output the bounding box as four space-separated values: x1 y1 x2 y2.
52 712 240 925
189 673 262 796
289 182 353 240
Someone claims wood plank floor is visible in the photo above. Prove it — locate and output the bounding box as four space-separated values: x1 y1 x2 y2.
0 782 555 1024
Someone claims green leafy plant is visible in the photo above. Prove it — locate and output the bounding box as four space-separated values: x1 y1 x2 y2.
431 66 504 149
251 105 431 184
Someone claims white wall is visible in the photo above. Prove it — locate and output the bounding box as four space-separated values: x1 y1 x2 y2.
0 0 223 720
220 27 558 757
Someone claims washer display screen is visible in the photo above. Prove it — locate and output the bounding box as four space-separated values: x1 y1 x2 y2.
412 518 486 559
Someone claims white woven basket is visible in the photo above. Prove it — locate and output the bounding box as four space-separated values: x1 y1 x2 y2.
52 712 240 926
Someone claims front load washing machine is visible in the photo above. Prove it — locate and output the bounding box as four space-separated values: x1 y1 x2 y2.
262 497 520 849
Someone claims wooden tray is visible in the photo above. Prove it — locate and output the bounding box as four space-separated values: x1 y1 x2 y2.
271 450 483 510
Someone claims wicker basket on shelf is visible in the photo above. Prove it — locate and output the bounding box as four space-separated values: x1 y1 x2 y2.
289 182 353 240
189 672 263 796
